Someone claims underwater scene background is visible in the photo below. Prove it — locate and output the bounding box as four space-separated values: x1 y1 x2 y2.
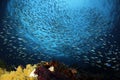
0 0 120 76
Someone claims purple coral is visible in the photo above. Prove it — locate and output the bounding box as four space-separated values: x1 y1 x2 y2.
34 61 72 80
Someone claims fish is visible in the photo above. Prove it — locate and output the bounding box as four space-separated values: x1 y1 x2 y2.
0 0 119 74
82 44 120 71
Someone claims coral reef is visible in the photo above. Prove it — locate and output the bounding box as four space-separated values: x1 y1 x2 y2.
0 64 37 80
34 61 81 80
34 61 120 80
0 61 120 80
0 61 79 80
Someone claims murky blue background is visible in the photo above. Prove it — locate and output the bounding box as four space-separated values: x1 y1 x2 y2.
0 0 120 71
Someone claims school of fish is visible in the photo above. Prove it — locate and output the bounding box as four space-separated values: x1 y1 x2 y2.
0 0 120 71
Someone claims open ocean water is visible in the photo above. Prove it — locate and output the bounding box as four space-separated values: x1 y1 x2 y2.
0 0 120 76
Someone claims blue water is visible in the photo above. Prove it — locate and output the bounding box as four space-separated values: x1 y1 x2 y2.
7 0 115 55
0 0 120 69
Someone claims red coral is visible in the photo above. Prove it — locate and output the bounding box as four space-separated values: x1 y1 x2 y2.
34 61 79 80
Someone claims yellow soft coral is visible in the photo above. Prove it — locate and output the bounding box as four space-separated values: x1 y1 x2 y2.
0 64 37 80
0 68 6 76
